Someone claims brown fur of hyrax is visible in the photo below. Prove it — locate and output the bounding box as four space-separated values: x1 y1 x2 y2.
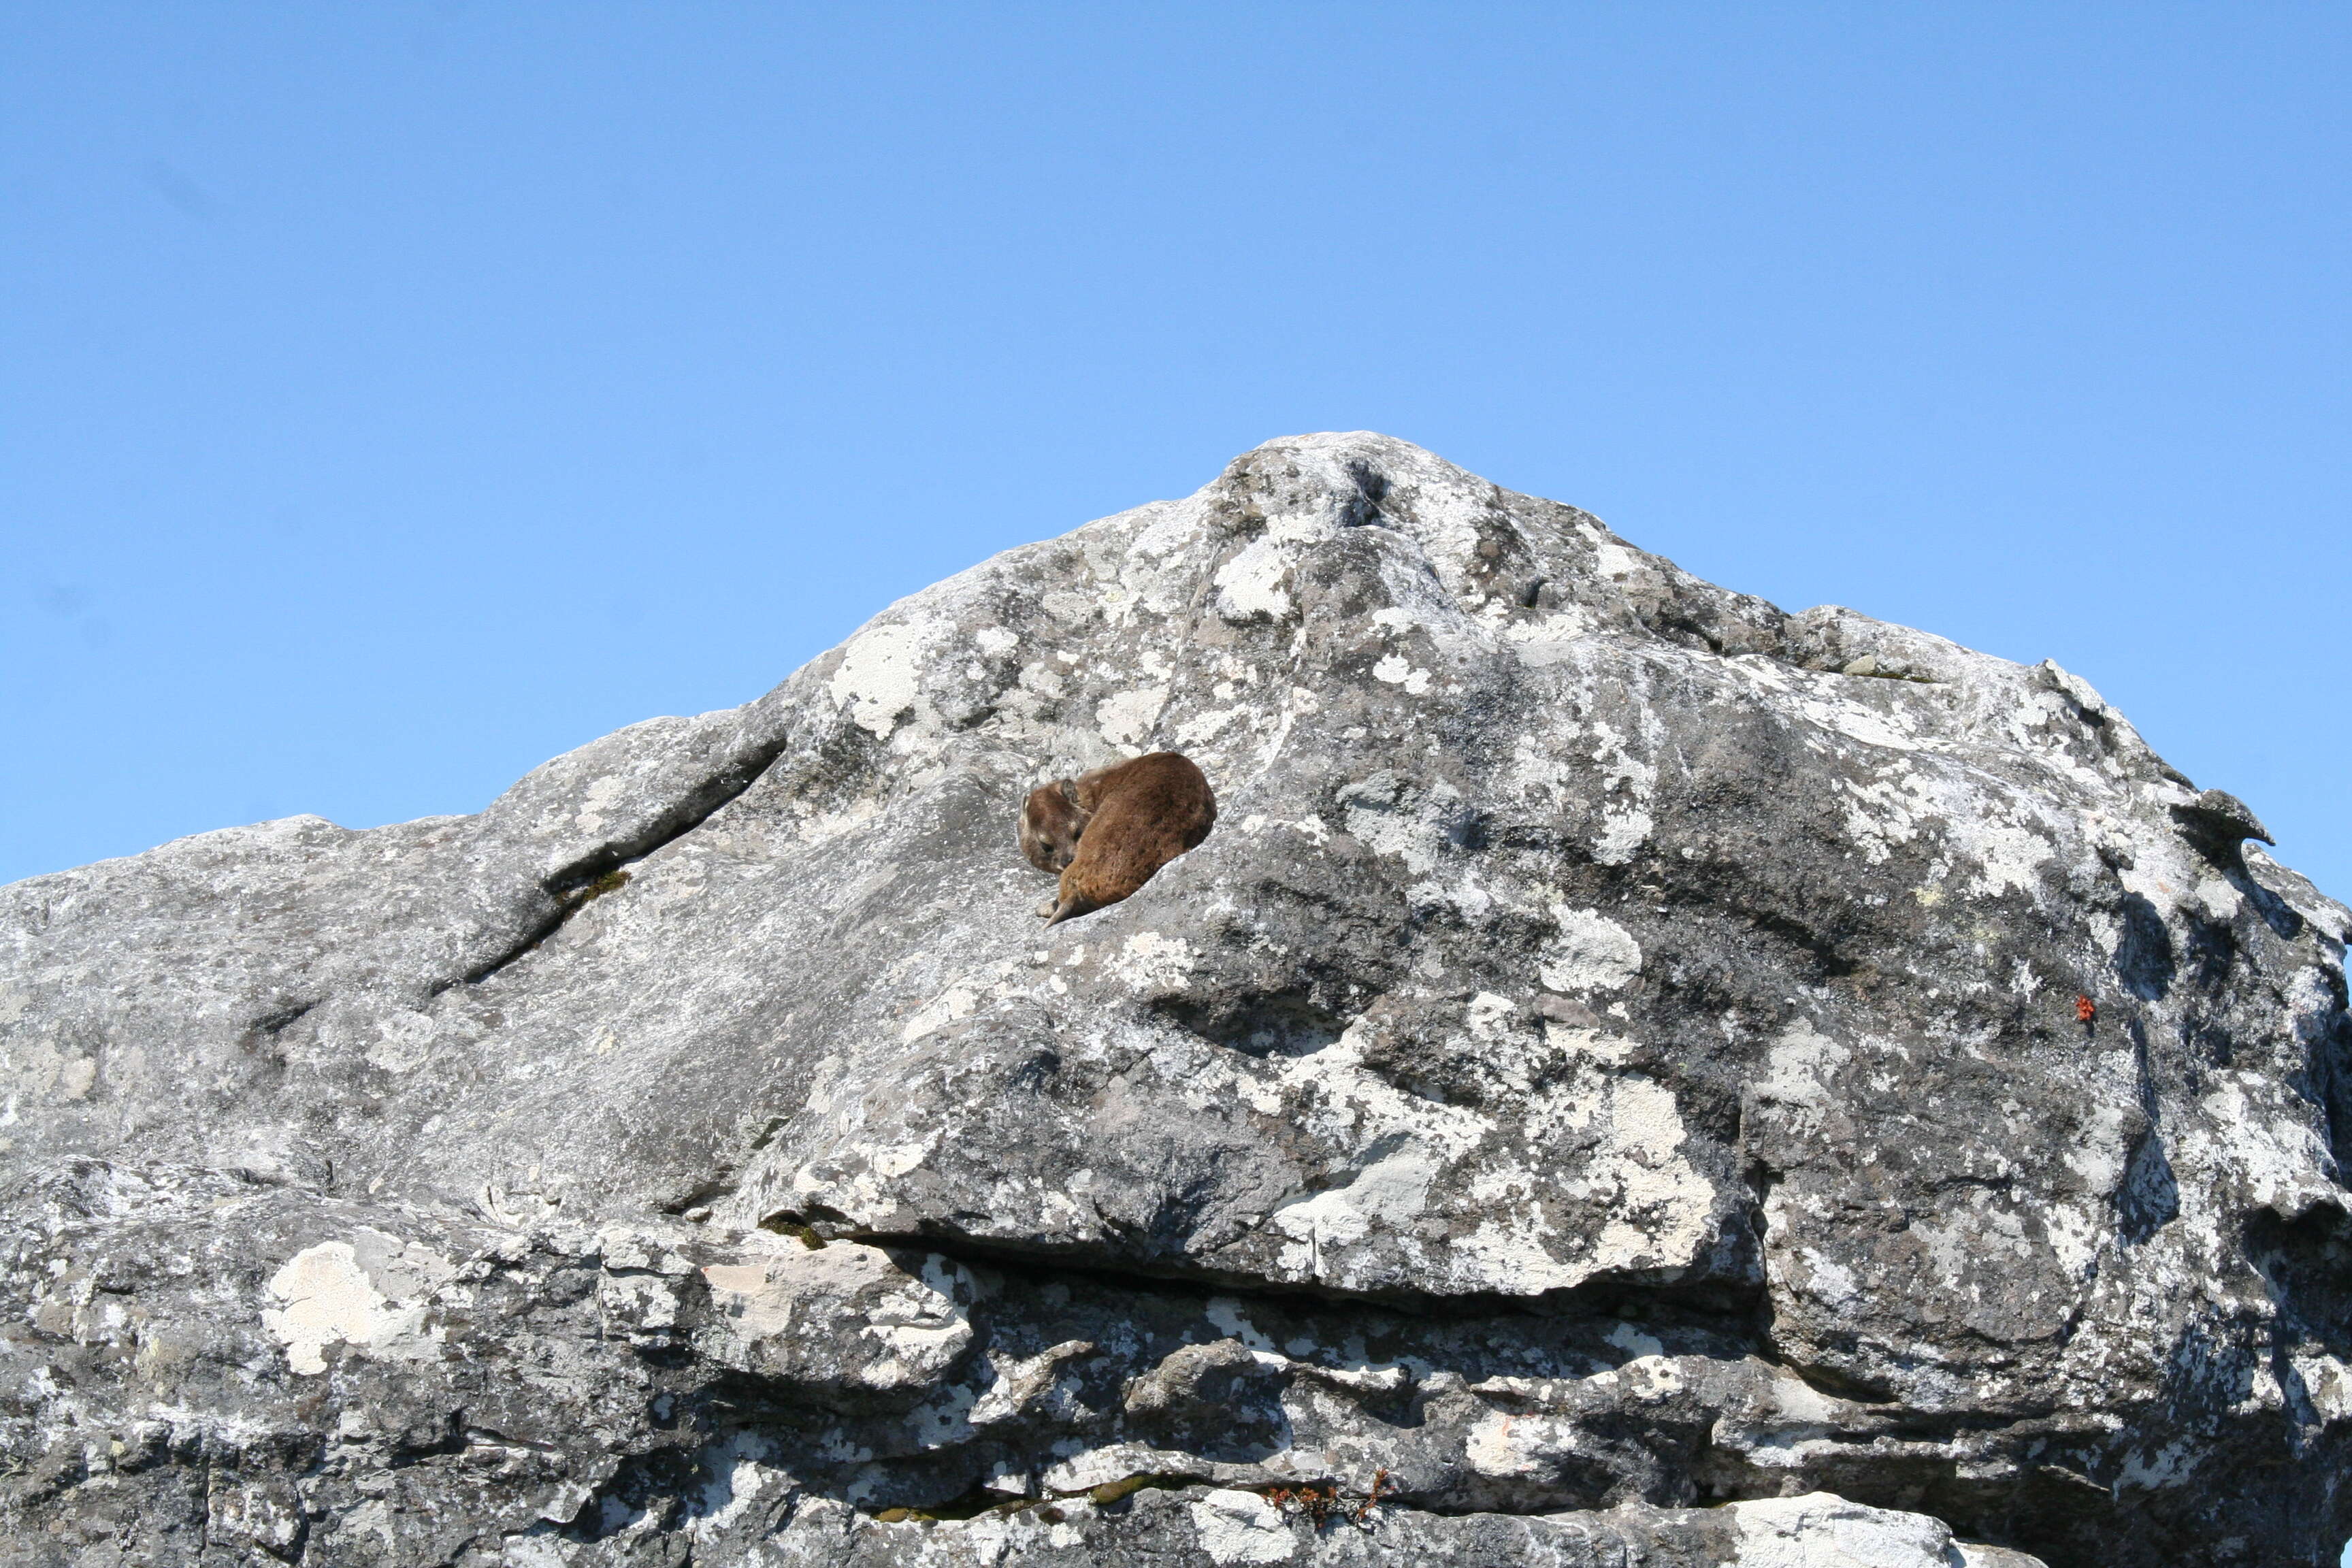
1040 752 1216 926
1019 779 1089 874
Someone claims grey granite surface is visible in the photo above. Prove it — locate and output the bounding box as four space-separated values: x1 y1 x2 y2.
10 434 2349 1565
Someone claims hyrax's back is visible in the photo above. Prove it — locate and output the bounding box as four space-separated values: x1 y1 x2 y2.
1047 752 1215 925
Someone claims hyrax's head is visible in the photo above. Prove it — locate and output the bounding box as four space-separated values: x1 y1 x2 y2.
1019 779 1089 874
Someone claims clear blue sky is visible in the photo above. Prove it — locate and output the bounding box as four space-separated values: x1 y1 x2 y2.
4 5 2347 896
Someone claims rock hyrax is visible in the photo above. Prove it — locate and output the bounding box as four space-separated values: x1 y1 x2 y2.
1019 751 1216 926
1019 778 1090 875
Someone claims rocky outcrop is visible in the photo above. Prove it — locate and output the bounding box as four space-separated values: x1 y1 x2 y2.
5 434 2349 1567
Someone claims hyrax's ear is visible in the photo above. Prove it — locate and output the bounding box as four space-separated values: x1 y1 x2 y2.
1058 779 1081 806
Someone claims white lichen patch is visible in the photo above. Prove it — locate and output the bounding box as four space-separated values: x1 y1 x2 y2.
1237 813 1329 846
1607 1319 1667 1360
1539 906 1644 994
2116 1439 2200 1491
1465 1409 1572 1477
1271 1147 1440 1262
1838 772 1935 866
1039 589 1101 625
829 621 934 738
1206 968 1728 1294
573 772 625 836
1213 540 1294 623
1585 719 1661 864
2183 1073 2339 1220
1589 540 1642 581
790 793 884 847
902 987 978 1043
1585 1075 1716 1264
1756 1019 1850 1132
2 1037 95 1105
1335 772 1468 877
1465 1051 1721 1286
1795 691 1924 754
1593 806 1655 865
699 1239 973 1392
263 1241 442 1375
1371 654 1432 695
1175 706 1247 746
1952 817 2055 900
364 1008 438 1073
2193 877 2241 921
1096 685 1170 747
1186 1488 1298 1565
1727 1492 1962 1566
968 1339 1094 1427
1111 933 1196 990
1018 661 1067 698
1503 604 1603 664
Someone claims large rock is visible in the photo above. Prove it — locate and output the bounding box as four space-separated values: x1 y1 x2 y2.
5 433 2348 1566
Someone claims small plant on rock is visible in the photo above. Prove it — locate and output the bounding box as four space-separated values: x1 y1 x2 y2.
1261 1468 1390 1526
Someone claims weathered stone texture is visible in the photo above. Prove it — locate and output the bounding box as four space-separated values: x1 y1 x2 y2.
5 434 2349 1565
